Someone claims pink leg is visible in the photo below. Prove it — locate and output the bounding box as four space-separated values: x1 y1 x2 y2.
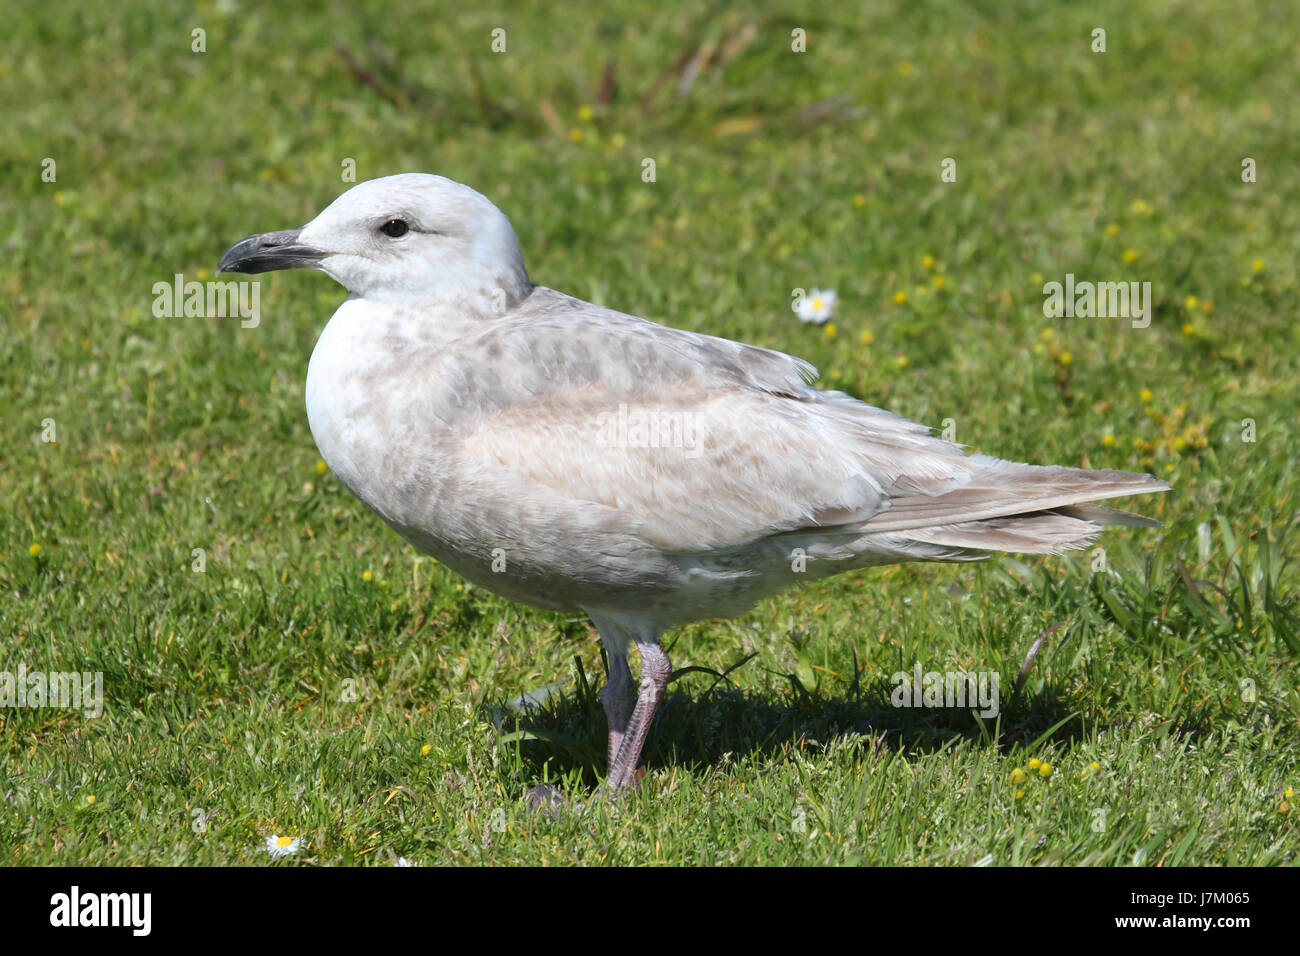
599 652 636 770
607 640 671 790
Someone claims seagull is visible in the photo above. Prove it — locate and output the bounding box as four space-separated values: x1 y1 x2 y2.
219 173 1168 791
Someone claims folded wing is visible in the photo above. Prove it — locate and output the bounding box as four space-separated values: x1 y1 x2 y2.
433 289 1167 558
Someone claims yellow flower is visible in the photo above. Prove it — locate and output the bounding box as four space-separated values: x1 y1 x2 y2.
1183 295 1198 310
1089 761 1101 771
895 355 909 368
921 254 935 270
1031 272 1044 285
1057 351 1073 366
1251 258 1265 274
86 795 96 804
859 329 875 346
568 128 583 142
577 104 594 122
421 743 431 755
892 291 907 305
1027 758 1041 770
1140 388 1153 403
315 459 328 475
1122 249 1138 263
931 275 945 288
823 322 838 339
29 544 41 557
1105 223 1120 236
1181 323 1194 335
196 267 212 280
1014 788 1025 800
1201 300 1214 313
1286 788 1295 798
1009 767 1028 785
1130 199 1150 214
362 570 373 582
1039 328 1054 340
1102 433 1115 447
1038 762 1054 778
852 194 866 208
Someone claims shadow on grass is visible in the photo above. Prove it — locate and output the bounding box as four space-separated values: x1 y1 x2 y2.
489 653 1090 789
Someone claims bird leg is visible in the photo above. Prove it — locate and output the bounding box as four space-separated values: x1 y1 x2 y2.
599 652 636 770
606 641 671 790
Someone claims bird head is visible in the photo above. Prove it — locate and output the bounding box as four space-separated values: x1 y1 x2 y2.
218 173 531 311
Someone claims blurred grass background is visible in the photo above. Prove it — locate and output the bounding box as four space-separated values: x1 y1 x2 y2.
1 0 1297 864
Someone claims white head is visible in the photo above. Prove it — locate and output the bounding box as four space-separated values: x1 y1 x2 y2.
218 173 532 312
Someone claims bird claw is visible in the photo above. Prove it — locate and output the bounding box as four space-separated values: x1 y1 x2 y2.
525 783 567 819
597 765 646 799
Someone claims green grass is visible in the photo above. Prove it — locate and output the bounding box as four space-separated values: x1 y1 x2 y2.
2 0 1297 865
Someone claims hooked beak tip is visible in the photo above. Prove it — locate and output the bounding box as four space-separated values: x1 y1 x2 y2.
218 228 324 275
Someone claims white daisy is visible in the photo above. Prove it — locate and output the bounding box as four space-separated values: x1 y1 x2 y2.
395 857 418 867
264 834 302 858
795 287 837 324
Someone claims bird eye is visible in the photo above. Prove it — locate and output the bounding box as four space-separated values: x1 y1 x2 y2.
380 219 409 238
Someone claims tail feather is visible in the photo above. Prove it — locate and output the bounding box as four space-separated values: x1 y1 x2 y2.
1053 502 1164 529
862 457 1169 535
863 458 1168 555
901 511 1100 554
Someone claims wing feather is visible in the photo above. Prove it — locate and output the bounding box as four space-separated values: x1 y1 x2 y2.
434 289 1165 556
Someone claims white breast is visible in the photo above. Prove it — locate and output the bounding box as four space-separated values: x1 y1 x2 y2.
305 297 394 505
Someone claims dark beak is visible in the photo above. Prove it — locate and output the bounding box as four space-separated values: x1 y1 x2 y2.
217 228 326 274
